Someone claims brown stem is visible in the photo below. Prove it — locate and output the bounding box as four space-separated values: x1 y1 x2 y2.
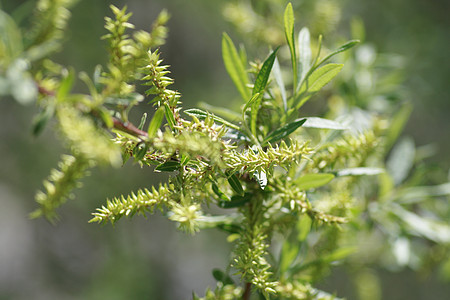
112 117 148 138
242 282 252 300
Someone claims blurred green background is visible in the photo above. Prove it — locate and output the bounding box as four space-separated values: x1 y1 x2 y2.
0 0 449 299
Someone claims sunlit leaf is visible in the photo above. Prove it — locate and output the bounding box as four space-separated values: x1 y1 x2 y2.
298 27 312 84
284 2 297 91
294 173 335 190
147 106 165 138
222 33 250 100
336 167 384 177
302 117 349 130
296 63 343 109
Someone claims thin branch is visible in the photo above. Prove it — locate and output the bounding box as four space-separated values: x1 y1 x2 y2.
242 282 252 300
37 82 148 139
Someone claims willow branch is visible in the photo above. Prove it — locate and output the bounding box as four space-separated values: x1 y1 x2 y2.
37 82 148 139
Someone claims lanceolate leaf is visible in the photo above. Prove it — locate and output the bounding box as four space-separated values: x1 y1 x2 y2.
227 171 244 196
250 48 279 136
298 27 312 84
284 2 297 91
294 173 335 190
164 103 176 130
147 106 165 138
317 39 360 66
263 118 306 145
296 63 343 109
253 48 279 96
222 33 250 101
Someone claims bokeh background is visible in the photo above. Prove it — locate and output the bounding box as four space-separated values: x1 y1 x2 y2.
0 0 449 299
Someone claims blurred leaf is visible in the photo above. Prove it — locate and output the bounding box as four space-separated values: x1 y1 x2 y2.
391 204 450 243
212 269 234 285
302 117 349 130
385 103 413 152
57 68 75 100
296 215 312 242
394 182 450 204
272 57 287 111
263 118 306 145
226 171 244 196
222 33 250 100
294 173 335 190
133 143 148 162
279 240 300 275
336 167 384 177
184 108 239 130
387 136 415 185
147 106 165 138
154 160 180 172
298 27 312 84
32 104 55 136
296 63 343 109
0 9 23 62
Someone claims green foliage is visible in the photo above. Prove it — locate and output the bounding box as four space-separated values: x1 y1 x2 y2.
1 1 449 299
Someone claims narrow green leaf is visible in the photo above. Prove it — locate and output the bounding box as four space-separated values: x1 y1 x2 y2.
250 48 279 136
222 33 250 100
147 106 165 138
184 108 240 130
227 171 244 196
294 173 335 190
253 48 279 96
302 117 349 130
163 103 176 130
212 183 230 202
199 102 241 122
317 39 360 67
138 113 147 130
263 118 306 145
298 27 312 84
155 160 180 172
296 63 343 109
284 2 297 92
